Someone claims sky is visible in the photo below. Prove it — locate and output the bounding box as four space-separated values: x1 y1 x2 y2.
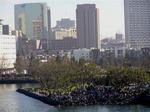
0 0 124 38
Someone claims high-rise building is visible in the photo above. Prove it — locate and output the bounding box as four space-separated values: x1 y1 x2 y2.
124 0 150 49
0 35 16 69
47 7 52 41
76 4 100 49
15 3 52 40
0 22 16 70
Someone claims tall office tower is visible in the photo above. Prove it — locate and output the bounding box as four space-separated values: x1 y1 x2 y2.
47 8 52 40
76 4 100 49
15 3 52 40
124 0 150 49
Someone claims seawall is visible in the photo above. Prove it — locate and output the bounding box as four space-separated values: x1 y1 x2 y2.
16 89 59 106
0 79 38 84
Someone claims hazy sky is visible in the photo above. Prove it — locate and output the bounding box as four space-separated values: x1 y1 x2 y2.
0 0 124 38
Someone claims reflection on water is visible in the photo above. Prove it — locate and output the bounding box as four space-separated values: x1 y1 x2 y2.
0 84 150 112
0 83 39 92
58 105 150 112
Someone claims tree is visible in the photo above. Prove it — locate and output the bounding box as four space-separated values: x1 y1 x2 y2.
15 56 27 74
0 56 7 75
105 67 150 88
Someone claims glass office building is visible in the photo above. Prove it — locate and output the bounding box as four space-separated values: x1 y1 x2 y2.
15 3 51 40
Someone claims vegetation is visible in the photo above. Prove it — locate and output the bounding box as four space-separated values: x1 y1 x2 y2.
15 56 28 74
31 58 150 94
14 51 150 106
104 67 150 88
0 56 6 75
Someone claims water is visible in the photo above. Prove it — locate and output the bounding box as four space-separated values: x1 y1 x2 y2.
0 84 150 112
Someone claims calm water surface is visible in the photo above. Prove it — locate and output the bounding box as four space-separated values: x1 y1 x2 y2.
0 84 150 112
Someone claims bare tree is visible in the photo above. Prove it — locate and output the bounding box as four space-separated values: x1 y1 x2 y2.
15 56 28 74
0 56 7 75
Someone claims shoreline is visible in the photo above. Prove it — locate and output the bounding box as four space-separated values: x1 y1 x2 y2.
16 87 150 107
0 79 38 84
17 89 59 106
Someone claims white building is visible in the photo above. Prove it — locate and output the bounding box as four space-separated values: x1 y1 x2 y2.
0 25 16 69
124 0 150 49
0 35 16 69
71 49 90 61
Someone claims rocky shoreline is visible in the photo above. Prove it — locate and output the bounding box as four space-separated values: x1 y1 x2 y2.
17 84 150 107
17 89 59 106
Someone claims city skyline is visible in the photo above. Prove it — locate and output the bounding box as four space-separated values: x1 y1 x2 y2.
0 0 124 38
